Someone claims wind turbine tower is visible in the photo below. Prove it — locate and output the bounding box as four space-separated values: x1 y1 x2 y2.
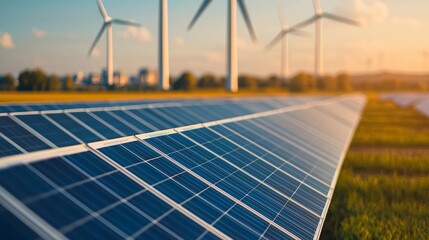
159 0 170 90
188 0 257 93
292 0 359 80
266 3 308 83
88 0 140 86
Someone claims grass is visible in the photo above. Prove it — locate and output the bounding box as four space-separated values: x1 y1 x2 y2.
321 95 429 239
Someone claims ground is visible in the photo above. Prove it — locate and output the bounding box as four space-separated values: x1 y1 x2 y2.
321 94 429 239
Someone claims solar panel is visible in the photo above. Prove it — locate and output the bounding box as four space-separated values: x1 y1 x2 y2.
0 95 366 239
383 93 429 118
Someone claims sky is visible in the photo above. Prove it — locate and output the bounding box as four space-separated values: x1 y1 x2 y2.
0 0 429 78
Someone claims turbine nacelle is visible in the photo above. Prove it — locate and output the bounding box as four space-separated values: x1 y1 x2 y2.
104 16 112 24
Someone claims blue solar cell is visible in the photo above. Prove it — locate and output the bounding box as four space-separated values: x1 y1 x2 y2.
0 165 54 201
156 107 200 125
157 210 207 239
110 110 155 133
91 111 138 136
32 157 87 187
100 203 151 235
0 136 22 157
65 218 124 239
128 109 171 130
70 112 122 139
0 206 40 239
0 116 50 152
65 151 115 176
46 113 102 142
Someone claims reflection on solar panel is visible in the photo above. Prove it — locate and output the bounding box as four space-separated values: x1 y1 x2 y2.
0 95 366 239
383 93 429 118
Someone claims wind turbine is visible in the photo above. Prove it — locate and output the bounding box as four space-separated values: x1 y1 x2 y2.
88 0 140 86
266 3 309 83
188 0 257 93
159 0 170 91
292 0 360 80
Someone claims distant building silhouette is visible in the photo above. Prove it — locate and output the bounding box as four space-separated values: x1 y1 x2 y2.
138 68 158 88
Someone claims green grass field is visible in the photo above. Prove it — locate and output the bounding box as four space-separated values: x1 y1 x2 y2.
321 95 429 239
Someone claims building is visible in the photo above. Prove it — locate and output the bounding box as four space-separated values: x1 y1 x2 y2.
88 72 101 85
113 71 129 87
138 68 158 88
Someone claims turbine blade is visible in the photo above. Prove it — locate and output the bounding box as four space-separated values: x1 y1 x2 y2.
288 28 311 38
277 0 286 28
265 31 284 50
290 16 317 29
312 0 322 14
88 23 107 57
187 0 213 30
112 19 141 27
323 13 361 26
97 0 108 19
238 0 257 43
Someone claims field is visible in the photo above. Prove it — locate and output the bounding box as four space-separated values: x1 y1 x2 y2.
321 95 429 239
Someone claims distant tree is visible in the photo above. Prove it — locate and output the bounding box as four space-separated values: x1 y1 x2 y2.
63 75 75 91
238 75 258 89
337 73 353 91
198 73 220 89
0 73 16 91
173 71 197 90
46 74 62 91
266 75 282 89
318 75 337 91
17 68 47 91
289 72 316 92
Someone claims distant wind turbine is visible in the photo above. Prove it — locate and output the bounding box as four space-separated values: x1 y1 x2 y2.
292 0 360 80
266 3 309 83
188 0 257 93
159 0 170 91
88 0 140 86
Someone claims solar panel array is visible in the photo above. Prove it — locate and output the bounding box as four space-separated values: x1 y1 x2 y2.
0 94 366 240
383 93 429 117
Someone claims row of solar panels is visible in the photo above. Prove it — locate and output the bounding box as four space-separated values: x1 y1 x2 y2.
0 97 321 114
0 97 324 158
0 95 366 240
382 93 429 117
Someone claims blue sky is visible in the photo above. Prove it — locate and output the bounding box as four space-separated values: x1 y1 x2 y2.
1 0 429 77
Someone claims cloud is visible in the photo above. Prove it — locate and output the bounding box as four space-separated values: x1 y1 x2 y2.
32 28 47 38
90 48 101 58
390 17 420 28
203 51 223 62
119 27 151 42
337 0 389 26
0 32 15 49
174 37 186 46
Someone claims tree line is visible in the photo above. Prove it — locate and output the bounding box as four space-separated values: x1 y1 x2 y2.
0 68 75 91
2 68 428 92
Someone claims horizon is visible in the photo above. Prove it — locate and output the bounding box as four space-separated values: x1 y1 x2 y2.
1 0 429 77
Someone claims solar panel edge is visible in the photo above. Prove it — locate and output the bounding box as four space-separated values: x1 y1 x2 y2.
313 96 367 240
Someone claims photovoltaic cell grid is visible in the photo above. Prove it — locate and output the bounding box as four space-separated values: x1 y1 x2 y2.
0 97 325 158
0 95 366 240
383 93 429 118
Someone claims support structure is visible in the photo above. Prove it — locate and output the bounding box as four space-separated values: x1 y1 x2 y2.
227 0 238 93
